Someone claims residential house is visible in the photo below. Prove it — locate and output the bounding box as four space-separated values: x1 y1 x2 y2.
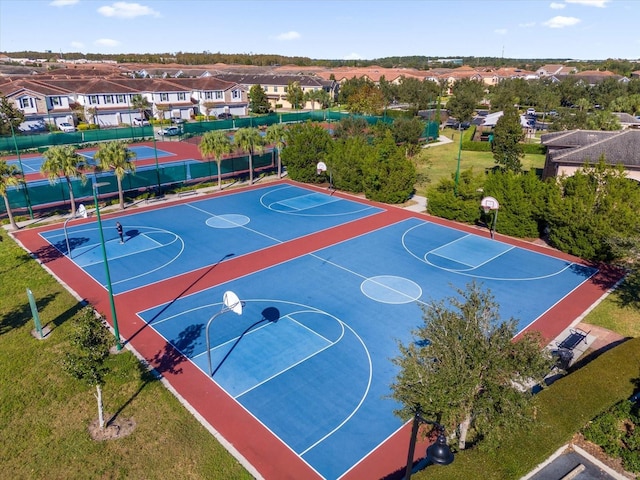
211 72 335 110
536 64 577 77
540 129 640 182
166 77 248 118
0 78 76 131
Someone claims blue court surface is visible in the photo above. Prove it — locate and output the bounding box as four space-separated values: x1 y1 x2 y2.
9 145 175 173
38 184 597 479
40 184 383 294
137 216 595 479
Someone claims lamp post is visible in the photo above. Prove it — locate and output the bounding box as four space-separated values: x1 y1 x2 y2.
205 291 243 376
93 181 122 350
9 120 34 219
453 124 463 196
152 131 161 193
404 411 454 479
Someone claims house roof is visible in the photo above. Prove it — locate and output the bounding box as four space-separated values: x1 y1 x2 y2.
541 129 640 168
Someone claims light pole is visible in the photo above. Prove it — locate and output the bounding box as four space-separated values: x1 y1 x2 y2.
9 120 34 219
205 291 243 376
453 124 463 196
93 181 122 350
404 411 454 479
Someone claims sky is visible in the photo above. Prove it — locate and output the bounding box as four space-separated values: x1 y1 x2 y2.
0 0 638 61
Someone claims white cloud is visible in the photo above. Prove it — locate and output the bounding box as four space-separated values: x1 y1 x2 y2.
565 0 610 6
50 0 79 6
519 22 536 27
97 2 160 19
274 31 301 41
549 2 566 9
343 52 363 60
494 28 508 35
543 16 581 28
70 41 85 49
95 38 121 47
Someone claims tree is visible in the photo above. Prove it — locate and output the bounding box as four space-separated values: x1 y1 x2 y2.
396 76 439 112
326 135 372 193
492 106 524 173
265 123 286 179
332 116 369 139
94 141 137 210
391 117 425 157
41 145 87 217
0 158 22 230
248 84 270 114
361 130 417 203
281 122 332 183
285 81 304 110
390 282 553 450
199 130 232 190
131 93 151 122
345 83 385 115
61 306 113 429
0 96 25 136
544 158 640 261
233 127 264 185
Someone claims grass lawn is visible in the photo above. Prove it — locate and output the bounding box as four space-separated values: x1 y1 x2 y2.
0 228 252 480
415 129 546 190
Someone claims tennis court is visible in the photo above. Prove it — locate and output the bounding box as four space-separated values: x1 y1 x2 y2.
8 145 175 174
14 181 615 480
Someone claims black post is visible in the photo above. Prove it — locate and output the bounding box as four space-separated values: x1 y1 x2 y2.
404 412 423 480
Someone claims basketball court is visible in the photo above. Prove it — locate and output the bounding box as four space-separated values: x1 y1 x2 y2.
12 180 618 480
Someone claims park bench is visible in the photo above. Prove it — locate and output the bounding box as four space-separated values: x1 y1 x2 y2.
553 327 590 370
178 189 198 198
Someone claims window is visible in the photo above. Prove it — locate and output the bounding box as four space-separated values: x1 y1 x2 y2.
19 97 33 108
160 93 169 102
177 92 186 101
204 91 213 100
89 95 99 105
274 86 278 93
116 95 125 103
232 89 241 100
215 91 223 100
51 96 61 106
104 95 114 104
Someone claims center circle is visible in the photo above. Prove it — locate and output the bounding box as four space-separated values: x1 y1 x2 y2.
361 275 422 304
206 214 250 229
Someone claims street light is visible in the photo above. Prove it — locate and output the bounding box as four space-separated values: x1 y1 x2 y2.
404 411 454 479
205 291 243 376
93 181 122 350
8 120 34 219
453 123 463 196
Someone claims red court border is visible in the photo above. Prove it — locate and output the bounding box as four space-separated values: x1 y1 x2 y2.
11 179 623 480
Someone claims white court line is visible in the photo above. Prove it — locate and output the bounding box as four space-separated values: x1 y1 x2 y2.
185 203 282 243
401 222 579 281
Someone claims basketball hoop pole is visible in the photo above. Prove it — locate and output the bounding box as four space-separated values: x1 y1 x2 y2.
490 208 498 239
480 197 499 240
206 291 243 376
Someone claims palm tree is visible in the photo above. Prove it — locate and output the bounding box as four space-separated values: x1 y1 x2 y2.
41 145 87 217
94 142 136 210
131 94 151 123
265 123 286 179
199 130 232 190
233 127 265 185
0 159 22 230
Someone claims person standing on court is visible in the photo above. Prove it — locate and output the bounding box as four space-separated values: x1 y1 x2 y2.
116 221 124 244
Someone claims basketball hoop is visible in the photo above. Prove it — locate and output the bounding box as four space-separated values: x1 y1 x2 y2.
480 196 500 239
316 161 327 176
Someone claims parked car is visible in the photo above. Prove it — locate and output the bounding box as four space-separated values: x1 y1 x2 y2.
171 117 185 124
158 126 181 136
526 108 536 116
133 117 150 126
218 112 233 119
58 122 76 132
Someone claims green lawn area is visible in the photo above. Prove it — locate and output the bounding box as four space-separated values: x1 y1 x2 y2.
0 228 253 480
415 129 546 189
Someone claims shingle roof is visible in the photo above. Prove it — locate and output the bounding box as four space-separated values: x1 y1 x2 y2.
542 129 640 167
